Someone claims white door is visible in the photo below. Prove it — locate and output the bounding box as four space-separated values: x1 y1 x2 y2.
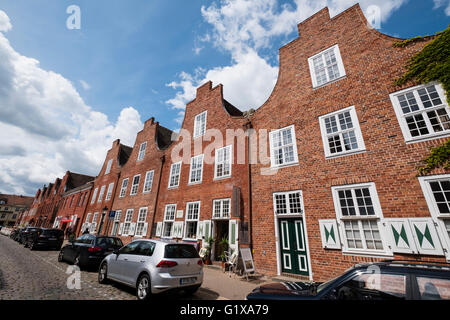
229 220 239 255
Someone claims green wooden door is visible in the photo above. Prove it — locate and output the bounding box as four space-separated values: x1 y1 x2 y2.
278 218 309 276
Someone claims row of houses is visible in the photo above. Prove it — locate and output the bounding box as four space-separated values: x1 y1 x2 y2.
19 4 450 281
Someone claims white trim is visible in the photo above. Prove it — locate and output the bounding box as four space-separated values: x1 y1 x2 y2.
162 204 177 239
137 141 147 161
105 159 113 175
193 111 207 139
135 207 148 237
90 188 98 204
319 105 366 159
214 145 232 179
119 178 129 198
308 44 346 88
294 220 305 251
281 221 290 250
130 174 141 196
142 170 154 194
105 182 114 201
269 125 299 169
283 254 292 270
183 201 201 241
168 162 182 188
298 255 308 272
273 190 304 216
97 185 106 203
212 198 231 220
389 82 450 143
188 154 204 185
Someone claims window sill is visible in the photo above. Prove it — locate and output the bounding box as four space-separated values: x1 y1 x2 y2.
342 250 393 259
270 162 299 170
325 149 366 160
312 75 346 90
214 175 232 181
404 132 450 145
168 186 179 190
188 181 202 186
142 191 151 194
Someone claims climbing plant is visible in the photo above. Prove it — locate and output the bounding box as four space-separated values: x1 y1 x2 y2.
418 140 450 175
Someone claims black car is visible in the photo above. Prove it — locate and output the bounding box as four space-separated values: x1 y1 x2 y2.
18 227 42 244
246 260 450 300
24 228 64 250
10 228 22 241
58 234 123 269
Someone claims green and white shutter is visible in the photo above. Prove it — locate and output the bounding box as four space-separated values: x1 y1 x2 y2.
202 220 212 247
319 219 341 249
384 219 418 254
409 218 444 256
142 223 148 237
129 222 136 236
118 223 124 235
173 221 184 238
229 220 239 254
197 221 205 240
155 222 162 237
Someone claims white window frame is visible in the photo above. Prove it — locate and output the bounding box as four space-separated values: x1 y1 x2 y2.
331 182 392 257
97 185 106 203
90 188 98 204
269 125 299 168
130 174 141 196
119 178 129 198
111 210 121 236
308 44 346 88
193 111 207 139
143 170 154 194
189 154 204 185
390 82 450 143
105 183 114 201
105 159 112 175
184 201 200 241
123 209 134 235
319 106 366 158
214 145 232 179
137 141 147 161
168 162 182 188
418 174 450 261
273 190 304 216
162 204 176 238
135 207 148 237
212 198 231 219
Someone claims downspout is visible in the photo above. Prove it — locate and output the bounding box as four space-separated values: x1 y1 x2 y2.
245 120 254 253
150 155 165 238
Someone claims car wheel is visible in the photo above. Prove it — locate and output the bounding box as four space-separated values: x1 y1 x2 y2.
24 241 29 248
98 262 109 284
136 274 151 300
58 249 65 262
184 284 201 295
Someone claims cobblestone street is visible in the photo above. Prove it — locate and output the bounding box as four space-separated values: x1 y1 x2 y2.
0 235 225 300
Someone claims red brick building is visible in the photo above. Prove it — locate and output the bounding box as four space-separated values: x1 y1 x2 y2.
80 139 133 236
151 82 251 262
249 4 450 281
109 118 173 243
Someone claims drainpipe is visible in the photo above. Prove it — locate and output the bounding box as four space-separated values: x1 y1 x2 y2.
150 155 165 238
244 120 253 253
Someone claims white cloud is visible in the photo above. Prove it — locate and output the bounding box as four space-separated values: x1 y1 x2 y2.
0 10 12 32
166 0 407 122
79 80 91 90
0 11 143 195
433 0 450 15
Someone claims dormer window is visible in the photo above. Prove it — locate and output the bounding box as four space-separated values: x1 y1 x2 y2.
308 44 346 88
194 111 207 138
138 142 147 161
105 159 112 174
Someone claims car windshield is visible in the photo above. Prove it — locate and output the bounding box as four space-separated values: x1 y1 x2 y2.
96 237 123 247
164 244 199 259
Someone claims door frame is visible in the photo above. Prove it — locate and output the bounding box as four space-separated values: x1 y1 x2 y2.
273 190 313 280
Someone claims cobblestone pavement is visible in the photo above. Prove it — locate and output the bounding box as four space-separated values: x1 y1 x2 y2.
0 235 220 300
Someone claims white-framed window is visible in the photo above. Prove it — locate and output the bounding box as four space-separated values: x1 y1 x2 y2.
90 188 98 204
184 201 200 240
212 199 231 219
163 204 176 238
119 178 129 198
130 175 141 196
123 209 134 235
390 83 450 143
418 174 450 257
97 185 106 203
269 125 299 168
273 190 304 216
105 183 114 201
111 210 121 236
85 213 92 224
189 154 204 184
194 111 207 139
332 183 390 256
105 159 113 175
137 142 147 161
92 212 99 224
308 44 346 88
319 106 366 158
135 207 148 237
168 162 182 188
215 145 232 179
143 170 154 193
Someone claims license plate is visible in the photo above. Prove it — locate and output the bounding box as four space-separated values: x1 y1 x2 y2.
49 238 57 240
180 277 196 285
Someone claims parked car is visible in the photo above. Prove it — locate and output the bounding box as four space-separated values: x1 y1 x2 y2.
24 228 64 250
58 234 123 269
98 240 204 300
246 260 450 300
18 227 41 244
10 228 23 241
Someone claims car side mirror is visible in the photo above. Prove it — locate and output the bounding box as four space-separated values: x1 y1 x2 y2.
113 250 120 256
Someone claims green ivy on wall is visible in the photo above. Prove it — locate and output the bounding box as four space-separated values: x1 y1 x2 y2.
418 140 450 175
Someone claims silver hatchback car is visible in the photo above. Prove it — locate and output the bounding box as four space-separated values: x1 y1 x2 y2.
98 239 203 300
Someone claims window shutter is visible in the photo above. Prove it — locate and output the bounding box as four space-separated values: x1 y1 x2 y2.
229 220 239 254
155 222 162 237
384 219 418 254
232 186 241 218
90 223 97 234
142 223 148 237
409 218 444 256
130 222 136 236
204 220 211 240
118 223 124 235
197 221 205 240
319 219 341 249
174 221 184 238
239 221 249 245
170 222 175 238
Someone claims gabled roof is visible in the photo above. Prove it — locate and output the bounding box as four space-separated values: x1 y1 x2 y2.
0 194 34 207
156 125 174 150
66 172 95 190
119 144 133 166
223 99 243 117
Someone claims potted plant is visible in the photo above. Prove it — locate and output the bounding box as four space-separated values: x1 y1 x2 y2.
218 236 229 269
204 236 214 265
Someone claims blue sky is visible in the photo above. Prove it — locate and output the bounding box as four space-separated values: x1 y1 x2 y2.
0 0 448 195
